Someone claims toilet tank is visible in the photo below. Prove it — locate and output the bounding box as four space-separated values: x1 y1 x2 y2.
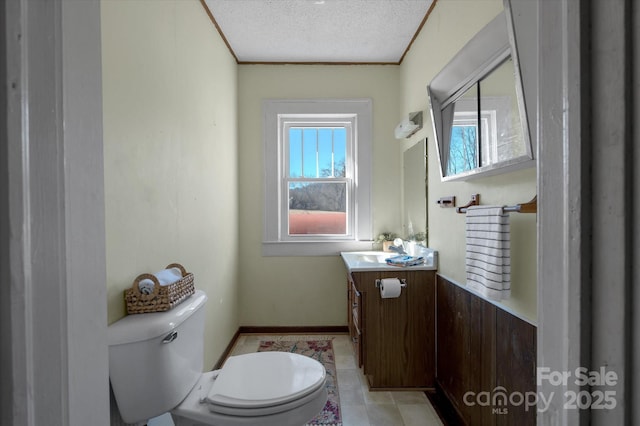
108 290 208 424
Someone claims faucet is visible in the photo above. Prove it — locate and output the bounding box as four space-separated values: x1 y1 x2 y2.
388 238 407 255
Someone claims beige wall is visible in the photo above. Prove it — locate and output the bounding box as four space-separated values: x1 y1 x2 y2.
237 65 402 326
400 0 537 321
101 0 536 360
101 0 239 367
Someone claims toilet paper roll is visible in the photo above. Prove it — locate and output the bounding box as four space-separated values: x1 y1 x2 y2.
380 278 402 299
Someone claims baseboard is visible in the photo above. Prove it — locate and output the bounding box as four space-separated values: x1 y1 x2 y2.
211 328 240 370
212 326 348 370
238 325 349 334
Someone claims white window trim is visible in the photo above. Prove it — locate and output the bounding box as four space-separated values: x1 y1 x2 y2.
263 99 373 256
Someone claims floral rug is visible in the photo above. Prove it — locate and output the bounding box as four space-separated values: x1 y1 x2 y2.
257 340 342 426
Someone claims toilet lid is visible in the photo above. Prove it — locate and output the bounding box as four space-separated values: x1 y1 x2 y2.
205 352 326 409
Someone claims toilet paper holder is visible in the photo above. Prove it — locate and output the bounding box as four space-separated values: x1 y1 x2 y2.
375 278 407 288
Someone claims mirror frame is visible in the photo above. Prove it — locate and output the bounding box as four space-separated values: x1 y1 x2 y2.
427 2 533 181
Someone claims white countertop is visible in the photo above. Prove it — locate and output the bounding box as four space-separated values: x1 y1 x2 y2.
340 248 438 272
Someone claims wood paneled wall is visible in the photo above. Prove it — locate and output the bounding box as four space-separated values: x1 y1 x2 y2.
436 275 536 425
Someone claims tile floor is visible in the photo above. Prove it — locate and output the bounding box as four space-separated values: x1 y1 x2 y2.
229 333 444 426
147 333 444 426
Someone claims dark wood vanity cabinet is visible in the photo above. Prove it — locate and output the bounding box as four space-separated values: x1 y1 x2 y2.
347 270 436 389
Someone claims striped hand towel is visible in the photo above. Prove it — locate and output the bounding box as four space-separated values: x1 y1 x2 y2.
465 205 511 301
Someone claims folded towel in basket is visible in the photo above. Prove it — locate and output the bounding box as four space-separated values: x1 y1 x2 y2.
138 267 183 295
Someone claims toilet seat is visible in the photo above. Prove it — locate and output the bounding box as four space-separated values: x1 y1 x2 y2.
171 352 328 426
204 352 326 416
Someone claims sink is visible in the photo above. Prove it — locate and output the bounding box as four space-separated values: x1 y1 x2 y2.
340 247 438 272
352 251 390 264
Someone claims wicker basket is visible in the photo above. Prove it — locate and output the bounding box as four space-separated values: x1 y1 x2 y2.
124 263 195 314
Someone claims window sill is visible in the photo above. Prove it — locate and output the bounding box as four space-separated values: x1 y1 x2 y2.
262 240 375 257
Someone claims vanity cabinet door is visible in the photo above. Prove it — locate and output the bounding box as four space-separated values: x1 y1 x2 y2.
350 270 436 389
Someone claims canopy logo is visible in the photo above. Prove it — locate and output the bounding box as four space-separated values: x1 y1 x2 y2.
463 387 543 414
463 366 618 414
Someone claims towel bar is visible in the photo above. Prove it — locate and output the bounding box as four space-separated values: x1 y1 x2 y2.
456 194 537 214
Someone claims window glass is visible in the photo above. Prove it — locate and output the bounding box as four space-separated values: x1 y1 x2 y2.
289 128 302 177
302 128 318 178
288 182 347 235
333 128 347 177
286 126 348 236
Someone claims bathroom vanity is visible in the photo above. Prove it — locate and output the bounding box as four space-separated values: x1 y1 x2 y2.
341 251 437 389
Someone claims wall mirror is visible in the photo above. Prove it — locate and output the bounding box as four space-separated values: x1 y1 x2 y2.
428 2 533 181
402 139 427 243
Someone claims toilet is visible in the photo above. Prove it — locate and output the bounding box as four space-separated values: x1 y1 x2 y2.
108 290 328 426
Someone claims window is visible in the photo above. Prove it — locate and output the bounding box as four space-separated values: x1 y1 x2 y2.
263 99 373 256
286 123 349 237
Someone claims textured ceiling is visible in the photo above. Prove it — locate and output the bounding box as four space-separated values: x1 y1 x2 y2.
203 0 436 64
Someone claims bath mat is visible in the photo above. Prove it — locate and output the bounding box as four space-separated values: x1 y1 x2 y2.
257 339 342 426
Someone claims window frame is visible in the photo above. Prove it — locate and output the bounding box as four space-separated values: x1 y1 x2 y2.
263 99 373 256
